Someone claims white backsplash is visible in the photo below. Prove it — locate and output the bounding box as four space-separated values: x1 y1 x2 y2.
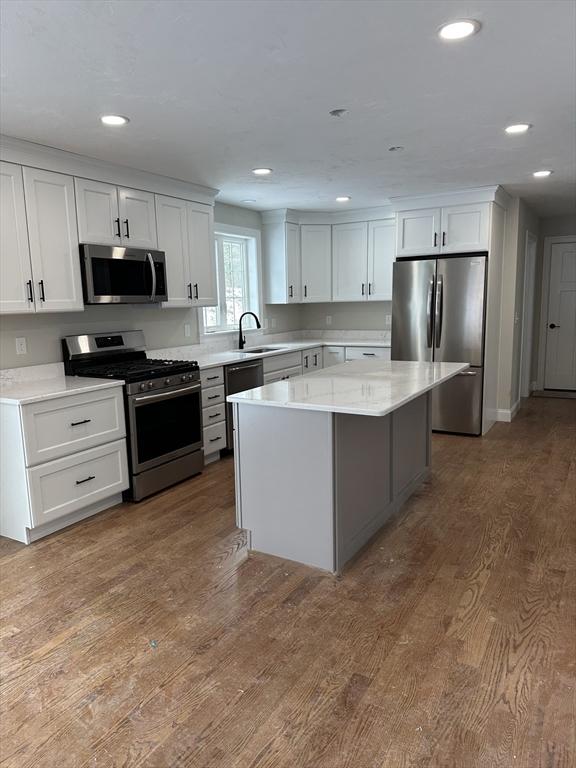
0 362 65 384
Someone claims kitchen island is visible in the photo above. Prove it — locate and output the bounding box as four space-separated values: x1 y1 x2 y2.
228 359 468 573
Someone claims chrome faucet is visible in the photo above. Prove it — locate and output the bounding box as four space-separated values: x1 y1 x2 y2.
238 312 261 350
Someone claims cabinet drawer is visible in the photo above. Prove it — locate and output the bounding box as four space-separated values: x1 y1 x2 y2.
203 402 226 426
345 346 391 361
202 384 225 409
21 387 125 467
203 421 227 453
200 367 224 389
263 351 302 373
27 439 129 527
263 365 303 384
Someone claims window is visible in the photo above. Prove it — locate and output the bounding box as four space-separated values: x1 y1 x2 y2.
202 229 260 333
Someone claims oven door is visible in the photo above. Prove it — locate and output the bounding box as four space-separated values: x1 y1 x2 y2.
128 381 202 474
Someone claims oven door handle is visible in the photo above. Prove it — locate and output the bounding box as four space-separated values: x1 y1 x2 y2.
147 252 156 301
132 383 200 405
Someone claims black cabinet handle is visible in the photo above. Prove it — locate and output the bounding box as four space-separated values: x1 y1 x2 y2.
26 280 34 302
209 436 222 443
289 285 293 298
207 394 220 400
114 218 121 237
434 232 438 247
442 231 446 247
361 283 365 296
70 419 92 427
313 354 318 365
368 282 372 295
304 285 307 298
208 412 222 419
206 375 219 381
193 283 199 299
123 219 130 238
362 352 376 356
304 356 309 369
39 280 46 301
76 475 95 485
187 283 193 300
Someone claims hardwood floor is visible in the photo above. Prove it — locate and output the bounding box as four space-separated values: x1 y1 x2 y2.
1 397 574 768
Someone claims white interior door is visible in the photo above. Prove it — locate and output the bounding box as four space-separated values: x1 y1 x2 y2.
118 187 158 248
544 241 576 390
0 161 34 313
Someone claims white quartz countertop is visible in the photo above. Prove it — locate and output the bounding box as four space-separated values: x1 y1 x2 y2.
157 339 391 370
227 360 469 417
0 376 125 405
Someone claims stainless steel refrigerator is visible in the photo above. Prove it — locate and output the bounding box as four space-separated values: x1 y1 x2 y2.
391 253 487 435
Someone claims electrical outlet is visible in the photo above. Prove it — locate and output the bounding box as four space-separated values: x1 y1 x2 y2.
326 315 332 326
271 317 277 329
15 337 27 355
184 323 191 337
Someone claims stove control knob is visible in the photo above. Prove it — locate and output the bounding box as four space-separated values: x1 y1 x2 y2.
148 381 154 390
165 378 171 385
181 374 187 382
139 383 146 392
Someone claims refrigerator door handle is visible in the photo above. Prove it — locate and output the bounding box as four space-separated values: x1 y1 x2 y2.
426 276 435 348
434 274 444 348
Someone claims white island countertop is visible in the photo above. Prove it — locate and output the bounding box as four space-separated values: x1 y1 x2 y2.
227 360 469 417
0 376 125 405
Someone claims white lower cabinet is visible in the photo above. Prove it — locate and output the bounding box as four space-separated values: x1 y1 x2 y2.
264 365 303 383
302 347 323 372
0 384 128 543
28 440 128 527
345 346 391 361
323 346 345 367
201 367 226 461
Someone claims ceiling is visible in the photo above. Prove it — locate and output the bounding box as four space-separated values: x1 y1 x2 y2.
1 0 575 216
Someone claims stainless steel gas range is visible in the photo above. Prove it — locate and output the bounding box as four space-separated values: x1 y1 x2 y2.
62 331 203 501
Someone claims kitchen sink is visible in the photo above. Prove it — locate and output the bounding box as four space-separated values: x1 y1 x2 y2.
242 346 286 354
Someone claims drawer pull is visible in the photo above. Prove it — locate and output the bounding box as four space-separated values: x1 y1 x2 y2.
206 375 220 381
362 353 376 356
75 475 95 485
209 436 222 443
207 394 220 400
70 419 92 427
208 412 222 419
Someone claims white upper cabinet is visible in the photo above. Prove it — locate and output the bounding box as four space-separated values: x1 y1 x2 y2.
396 208 441 258
367 219 395 301
332 222 368 302
23 167 83 313
263 221 301 304
440 203 490 253
156 195 191 307
396 203 490 257
0 161 34 314
118 187 157 248
301 224 331 302
187 202 217 306
75 178 121 245
75 179 157 249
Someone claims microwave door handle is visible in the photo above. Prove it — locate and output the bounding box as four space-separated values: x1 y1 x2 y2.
146 252 156 300
434 274 443 348
426 276 435 348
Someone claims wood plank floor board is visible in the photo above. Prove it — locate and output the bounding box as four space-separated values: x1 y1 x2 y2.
0 397 574 767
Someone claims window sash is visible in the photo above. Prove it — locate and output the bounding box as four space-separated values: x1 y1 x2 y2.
204 233 255 332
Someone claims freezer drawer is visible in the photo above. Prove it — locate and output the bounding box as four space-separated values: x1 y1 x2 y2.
432 367 483 435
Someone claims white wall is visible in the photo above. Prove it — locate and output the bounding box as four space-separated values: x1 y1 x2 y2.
300 301 391 332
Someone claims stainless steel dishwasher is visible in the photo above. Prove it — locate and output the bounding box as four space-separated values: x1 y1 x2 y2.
224 359 264 448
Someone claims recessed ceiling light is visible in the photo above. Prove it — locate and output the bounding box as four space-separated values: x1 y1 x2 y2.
329 108 348 118
388 146 404 152
242 199 256 204
533 170 553 177
505 123 532 134
252 168 273 176
100 114 129 126
336 196 351 202
438 19 481 40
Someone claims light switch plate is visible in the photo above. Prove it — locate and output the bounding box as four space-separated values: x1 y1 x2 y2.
326 315 332 326
184 323 191 337
15 337 27 355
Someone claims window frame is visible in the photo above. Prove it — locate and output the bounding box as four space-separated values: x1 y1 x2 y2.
200 223 262 337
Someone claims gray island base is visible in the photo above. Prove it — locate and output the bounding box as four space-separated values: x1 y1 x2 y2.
229 360 468 574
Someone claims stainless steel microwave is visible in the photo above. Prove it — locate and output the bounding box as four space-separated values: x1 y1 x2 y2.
80 244 168 304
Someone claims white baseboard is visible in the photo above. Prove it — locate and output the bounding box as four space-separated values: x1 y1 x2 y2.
495 400 521 423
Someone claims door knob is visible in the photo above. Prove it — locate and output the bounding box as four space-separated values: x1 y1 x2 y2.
549 323 560 329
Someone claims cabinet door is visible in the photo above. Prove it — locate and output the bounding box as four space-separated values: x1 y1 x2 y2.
23 167 84 313
74 178 120 245
0 162 34 313
118 187 158 248
188 202 217 306
156 195 191 307
367 219 395 301
440 203 490 253
285 223 301 303
308 346 324 370
301 224 331 302
396 209 440 257
332 222 368 301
